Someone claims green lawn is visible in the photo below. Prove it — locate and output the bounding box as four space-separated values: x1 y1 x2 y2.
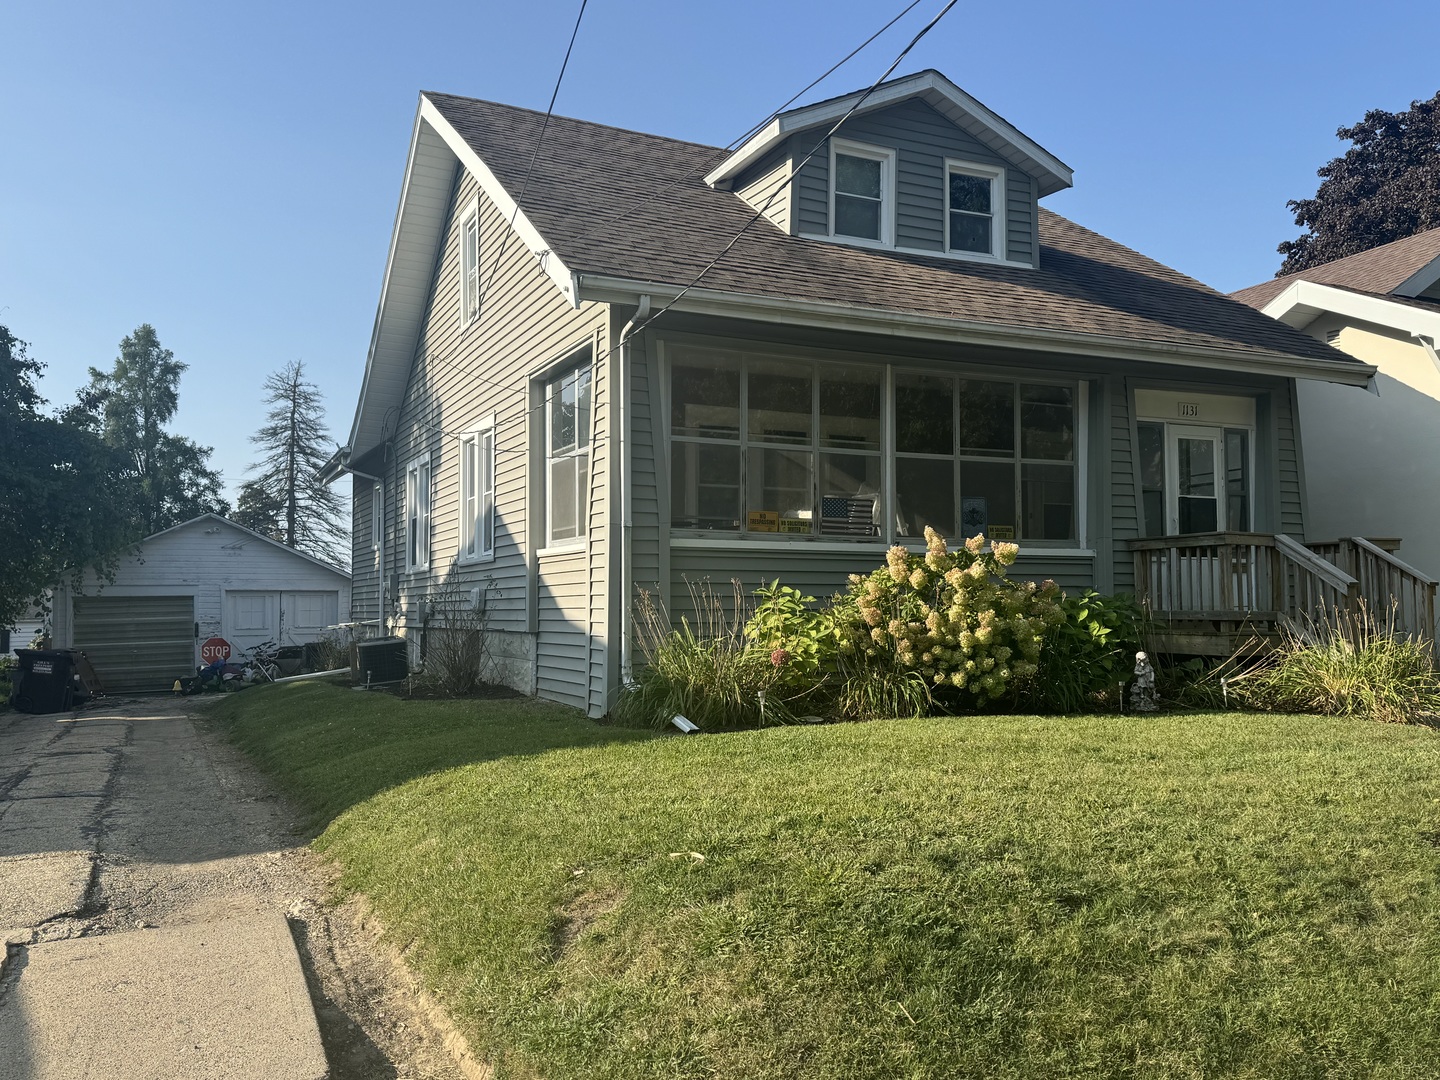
214 682 1440 1080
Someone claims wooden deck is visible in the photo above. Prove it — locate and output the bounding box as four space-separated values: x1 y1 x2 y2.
1128 532 1437 656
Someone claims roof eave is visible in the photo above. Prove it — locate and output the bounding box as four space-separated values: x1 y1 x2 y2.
1264 279 1440 342
578 273 1376 387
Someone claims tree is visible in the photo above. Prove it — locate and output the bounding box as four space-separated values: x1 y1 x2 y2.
84 324 228 535
1278 91 1440 274
0 326 133 629
241 360 348 566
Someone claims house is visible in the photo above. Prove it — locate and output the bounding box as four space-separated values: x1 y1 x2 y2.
3 600 49 655
1233 229 1440 580
49 514 351 693
324 68 1401 716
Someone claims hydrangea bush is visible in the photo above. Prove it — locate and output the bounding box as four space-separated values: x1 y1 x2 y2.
836 528 1064 703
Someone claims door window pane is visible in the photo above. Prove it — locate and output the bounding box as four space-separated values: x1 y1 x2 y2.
896 458 955 538
895 373 953 455
1178 438 1216 497
958 380 1015 457
1020 385 1073 461
671 355 740 438
747 360 812 445
671 443 741 530
1226 429 1250 532
1022 463 1075 541
962 461 1017 540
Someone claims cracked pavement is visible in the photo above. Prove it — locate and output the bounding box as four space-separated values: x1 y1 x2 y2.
0 695 469 1080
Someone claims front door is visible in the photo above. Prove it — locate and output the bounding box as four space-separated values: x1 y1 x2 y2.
1167 426 1223 534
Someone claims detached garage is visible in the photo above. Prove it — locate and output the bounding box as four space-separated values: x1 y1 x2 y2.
51 515 350 693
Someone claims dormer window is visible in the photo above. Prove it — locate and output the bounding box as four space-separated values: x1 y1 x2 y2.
947 161 1003 258
830 140 894 245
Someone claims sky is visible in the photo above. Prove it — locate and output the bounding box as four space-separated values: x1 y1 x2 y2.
4 0 1437 502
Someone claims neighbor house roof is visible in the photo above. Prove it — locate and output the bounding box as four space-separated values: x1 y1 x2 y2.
1232 227 1440 310
341 77 1373 461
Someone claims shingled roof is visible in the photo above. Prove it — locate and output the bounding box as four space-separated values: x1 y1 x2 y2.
426 90 1363 373
1232 227 1440 310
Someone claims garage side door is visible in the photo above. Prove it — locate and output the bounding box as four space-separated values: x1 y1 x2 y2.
72 595 195 693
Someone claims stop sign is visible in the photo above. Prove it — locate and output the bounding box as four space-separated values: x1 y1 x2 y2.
200 637 232 663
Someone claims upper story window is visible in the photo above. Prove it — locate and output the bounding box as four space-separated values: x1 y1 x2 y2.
370 483 382 551
405 454 431 572
830 139 894 245
947 161 1004 258
460 203 480 327
546 365 592 546
459 418 496 561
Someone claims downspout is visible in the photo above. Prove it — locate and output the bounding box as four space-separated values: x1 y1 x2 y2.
345 465 387 632
617 294 651 684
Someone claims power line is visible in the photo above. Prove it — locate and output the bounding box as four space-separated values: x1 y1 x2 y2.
476 0 589 313
552 0 929 251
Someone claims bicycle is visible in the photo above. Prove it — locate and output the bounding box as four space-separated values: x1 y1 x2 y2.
242 640 281 682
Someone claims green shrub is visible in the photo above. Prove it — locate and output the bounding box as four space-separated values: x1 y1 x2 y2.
742 581 843 690
1228 605 1440 723
1025 590 1142 712
834 529 1063 705
615 581 818 730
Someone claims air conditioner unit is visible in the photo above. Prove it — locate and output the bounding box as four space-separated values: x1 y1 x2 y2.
355 637 408 685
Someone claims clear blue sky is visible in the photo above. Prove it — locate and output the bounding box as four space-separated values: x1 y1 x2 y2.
4 0 1436 499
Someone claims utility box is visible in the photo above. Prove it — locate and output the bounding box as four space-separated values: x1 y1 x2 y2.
10 649 78 714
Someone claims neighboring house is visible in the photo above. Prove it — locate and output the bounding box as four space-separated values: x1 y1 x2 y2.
50 515 351 693
3 600 49 655
324 69 1382 717
1233 228 1440 578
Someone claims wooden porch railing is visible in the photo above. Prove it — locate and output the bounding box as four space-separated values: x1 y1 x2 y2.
1129 532 1358 630
1307 537 1438 639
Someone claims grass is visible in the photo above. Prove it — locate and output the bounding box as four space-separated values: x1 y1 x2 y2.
215 682 1440 1079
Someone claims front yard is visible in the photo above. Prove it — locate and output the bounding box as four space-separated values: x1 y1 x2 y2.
216 682 1440 1079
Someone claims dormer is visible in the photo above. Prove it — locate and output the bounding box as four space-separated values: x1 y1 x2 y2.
706 70 1072 269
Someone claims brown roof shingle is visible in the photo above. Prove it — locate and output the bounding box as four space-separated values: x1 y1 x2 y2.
428 91 1360 369
1231 227 1440 309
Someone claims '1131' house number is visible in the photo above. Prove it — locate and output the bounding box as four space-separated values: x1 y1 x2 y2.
1177 402 1200 418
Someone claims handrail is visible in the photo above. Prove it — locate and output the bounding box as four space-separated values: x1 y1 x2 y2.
1274 533 1357 594
1350 536 1439 587
1128 531 1275 552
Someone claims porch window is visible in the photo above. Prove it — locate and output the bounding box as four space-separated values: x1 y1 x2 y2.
547 364 591 545
404 455 430 571
459 418 496 561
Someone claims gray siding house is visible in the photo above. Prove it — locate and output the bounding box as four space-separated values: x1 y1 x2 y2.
326 70 1378 716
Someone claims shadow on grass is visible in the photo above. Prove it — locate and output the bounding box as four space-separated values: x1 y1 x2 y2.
208 679 654 832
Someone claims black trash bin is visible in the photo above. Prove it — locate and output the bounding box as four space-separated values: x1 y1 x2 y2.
11 649 77 714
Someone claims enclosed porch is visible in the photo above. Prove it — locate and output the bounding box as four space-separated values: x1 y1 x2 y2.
1129 533 1438 655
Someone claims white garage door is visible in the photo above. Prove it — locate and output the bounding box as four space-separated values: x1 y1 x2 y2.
72 595 196 693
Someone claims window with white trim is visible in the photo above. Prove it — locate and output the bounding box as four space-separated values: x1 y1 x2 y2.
830 140 895 245
460 206 480 327
546 365 591 545
405 455 431 571
667 345 1080 545
946 161 1003 258
459 419 496 561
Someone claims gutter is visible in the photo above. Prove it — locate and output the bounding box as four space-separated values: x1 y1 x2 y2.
575 273 1378 388
617 295 651 684
321 448 388 632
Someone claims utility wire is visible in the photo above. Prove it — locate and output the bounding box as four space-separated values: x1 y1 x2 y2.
553 0 928 251
476 0 589 312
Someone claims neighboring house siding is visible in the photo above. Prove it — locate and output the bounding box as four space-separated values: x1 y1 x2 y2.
790 99 1038 265
374 166 609 706
733 145 793 234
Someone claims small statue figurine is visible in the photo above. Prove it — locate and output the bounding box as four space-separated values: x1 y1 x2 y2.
1130 650 1158 713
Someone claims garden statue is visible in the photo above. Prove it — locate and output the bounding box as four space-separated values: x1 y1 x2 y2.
1130 651 1158 713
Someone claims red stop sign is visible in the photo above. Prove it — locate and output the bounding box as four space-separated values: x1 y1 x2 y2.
200 637 232 663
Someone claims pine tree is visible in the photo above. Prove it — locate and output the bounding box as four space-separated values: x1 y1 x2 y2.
243 360 348 566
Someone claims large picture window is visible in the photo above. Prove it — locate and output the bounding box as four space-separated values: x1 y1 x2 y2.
459 419 495 561
547 365 592 545
405 454 431 571
668 345 1079 545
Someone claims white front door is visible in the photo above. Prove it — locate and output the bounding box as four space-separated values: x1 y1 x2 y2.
225 591 279 659
1166 425 1224 534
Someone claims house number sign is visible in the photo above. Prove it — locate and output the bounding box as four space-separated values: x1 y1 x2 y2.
1177 402 1200 418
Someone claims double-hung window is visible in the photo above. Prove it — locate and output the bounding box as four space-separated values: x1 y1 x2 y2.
404 455 431 571
946 161 1003 258
546 365 591 545
460 204 480 327
459 419 496 561
830 140 894 245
